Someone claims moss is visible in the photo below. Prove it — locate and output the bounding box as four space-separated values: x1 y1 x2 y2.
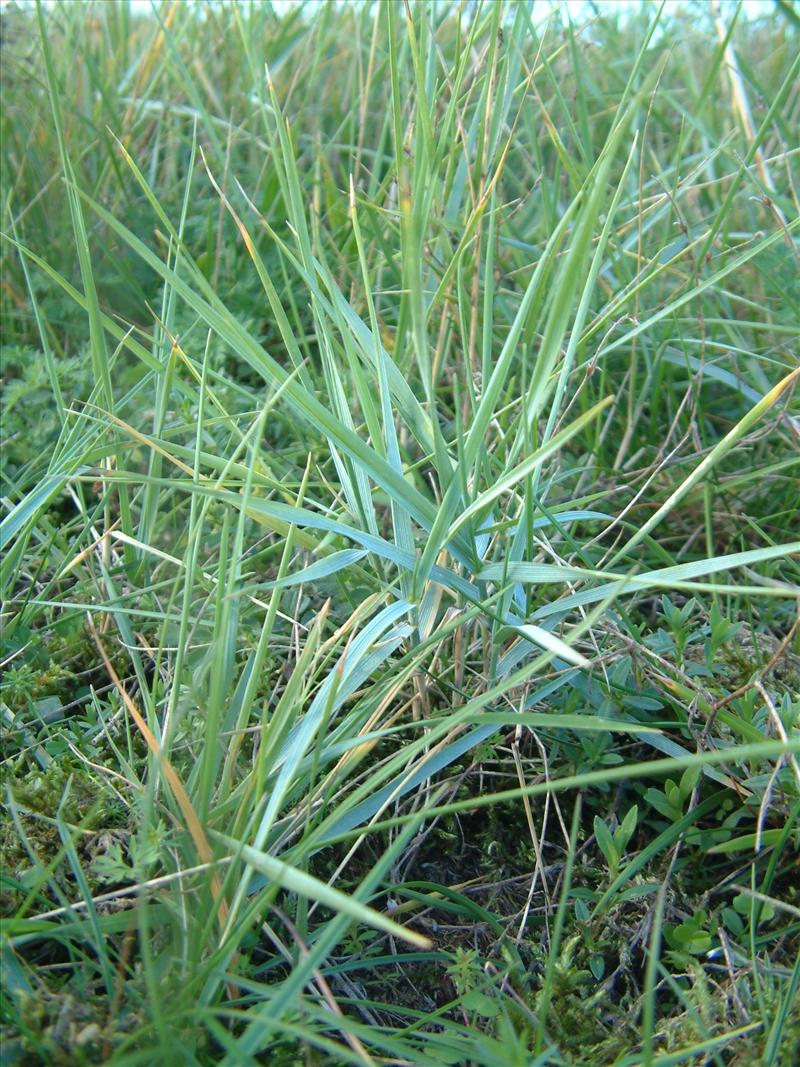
1 757 111 824
719 631 800 692
0 758 127 912
0 658 77 714
15 990 107 1066
8 984 154 1067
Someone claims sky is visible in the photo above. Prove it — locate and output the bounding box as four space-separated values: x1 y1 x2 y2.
0 0 782 16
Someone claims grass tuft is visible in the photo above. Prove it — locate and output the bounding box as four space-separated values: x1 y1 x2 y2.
1 1 798 1063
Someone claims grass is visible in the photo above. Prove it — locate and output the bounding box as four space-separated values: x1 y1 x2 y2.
0 0 798 1063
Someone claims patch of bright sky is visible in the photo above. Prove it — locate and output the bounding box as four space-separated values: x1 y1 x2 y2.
180 0 768 19
0 0 779 20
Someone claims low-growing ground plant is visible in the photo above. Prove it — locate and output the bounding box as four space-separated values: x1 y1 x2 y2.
1 1 798 1064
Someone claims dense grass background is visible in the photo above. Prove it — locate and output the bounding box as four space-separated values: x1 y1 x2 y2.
1 1 799 1063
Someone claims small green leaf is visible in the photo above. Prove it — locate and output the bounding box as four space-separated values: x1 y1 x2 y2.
708 828 788 854
733 893 775 923
679 765 701 799
462 989 500 1018
615 804 638 852
594 815 618 870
